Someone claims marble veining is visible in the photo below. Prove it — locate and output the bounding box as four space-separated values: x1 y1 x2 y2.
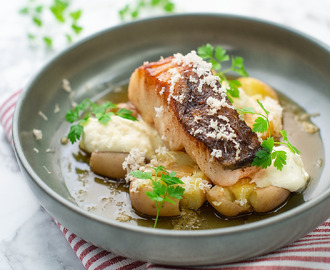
1 0 330 269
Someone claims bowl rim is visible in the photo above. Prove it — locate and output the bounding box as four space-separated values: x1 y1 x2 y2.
12 13 330 237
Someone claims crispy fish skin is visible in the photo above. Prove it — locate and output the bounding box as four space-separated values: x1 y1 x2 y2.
128 53 261 186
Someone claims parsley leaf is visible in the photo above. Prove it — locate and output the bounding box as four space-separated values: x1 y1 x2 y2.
65 98 137 143
238 100 300 170
67 124 84 144
197 44 248 103
129 166 185 228
271 150 287 171
252 149 272 169
252 117 268 134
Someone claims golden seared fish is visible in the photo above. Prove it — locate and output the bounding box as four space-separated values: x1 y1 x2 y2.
128 51 261 186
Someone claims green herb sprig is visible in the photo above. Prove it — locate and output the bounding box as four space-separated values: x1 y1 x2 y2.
19 0 83 48
119 0 175 20
237 100 300 171
130 166 185 228
65 98 137 144
197 43 248 103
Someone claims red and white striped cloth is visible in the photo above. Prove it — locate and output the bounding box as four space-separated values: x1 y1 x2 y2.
1 90 330 270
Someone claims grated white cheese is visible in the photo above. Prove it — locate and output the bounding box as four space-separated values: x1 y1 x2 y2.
38 111 48 121
154 106 164 118
122 148 146 183
159 87 166 95
33 129 43 140
62 78 72 92
211 149 223 158
54 104 60 113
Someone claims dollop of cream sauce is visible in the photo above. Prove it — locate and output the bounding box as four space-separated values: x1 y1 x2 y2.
79 116 164 158
252 145 309 192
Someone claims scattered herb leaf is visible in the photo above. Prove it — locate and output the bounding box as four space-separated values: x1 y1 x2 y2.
130 166 185 228
119 0 175 21
19 0 83 48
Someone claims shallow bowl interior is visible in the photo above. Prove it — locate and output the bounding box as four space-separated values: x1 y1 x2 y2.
13 14 330 266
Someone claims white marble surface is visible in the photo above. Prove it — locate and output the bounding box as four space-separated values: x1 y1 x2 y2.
0 0 329 269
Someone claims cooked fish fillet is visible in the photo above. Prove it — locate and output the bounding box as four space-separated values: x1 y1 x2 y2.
128 51 261 186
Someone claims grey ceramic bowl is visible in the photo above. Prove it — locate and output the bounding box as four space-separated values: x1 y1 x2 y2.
13 14 330 266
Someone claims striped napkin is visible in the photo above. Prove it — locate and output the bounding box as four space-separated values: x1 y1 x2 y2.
1 90 330 270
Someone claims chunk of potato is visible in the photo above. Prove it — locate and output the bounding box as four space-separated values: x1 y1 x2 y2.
238 77 278 101
206 178 290 216
129 178 180 216
90 152 128 179
180 174 211 210
249 186 290 213
206 178 253 216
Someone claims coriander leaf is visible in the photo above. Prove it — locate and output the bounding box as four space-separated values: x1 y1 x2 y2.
227 80 241 99
252 149 272 169
271 150 287 171
67 124 83 143
167 185 185 200
215 46 229 63
197 43 213 60
252 116 268 134
280 130 300 154
65 109 78 123
146 191 164 202
231 56 248 77
257 99 270 117
261 137 274 153
163 196 176 204
237 107 256 114
160 174 184 185
91 101 115 115
116 108 138 121
97 112 113 125
129 170 152 179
